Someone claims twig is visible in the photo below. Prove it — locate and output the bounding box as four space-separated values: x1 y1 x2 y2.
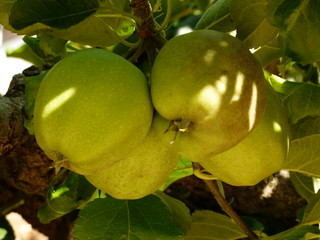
194 163 260 240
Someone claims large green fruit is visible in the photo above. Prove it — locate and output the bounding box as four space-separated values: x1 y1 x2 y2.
151 30 266 161
84 118 181 199
198 83 289 186
34 48 153 175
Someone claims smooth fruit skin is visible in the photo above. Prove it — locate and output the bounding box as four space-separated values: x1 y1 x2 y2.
33 48 153 175
151 30 266 161
198 83 289 186
84 118 181 200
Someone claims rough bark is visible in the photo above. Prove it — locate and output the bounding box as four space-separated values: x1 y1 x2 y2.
0 70 74 239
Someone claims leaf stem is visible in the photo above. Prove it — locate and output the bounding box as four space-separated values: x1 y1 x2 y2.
194 163 260 240
157 0 172 31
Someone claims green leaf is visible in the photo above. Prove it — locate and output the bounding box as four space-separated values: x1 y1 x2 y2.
0 216 14 240
9 0 99 30
184 210 247 240
3 1 135 47
265 225 320 240
159 157 193 191
284 135 320 177
267 74 302 100
253 37 282 67
153 191 192 234
24 73 47 135
38 172 96 224
291 116 320 140
73 196 183 240
230 0 278 49
0 1 16 31
50 14 135 47
6 43 45 67
195 0 233 30
266 0 320 64
302 190 320 225
290 172 316 203
283 82 320 124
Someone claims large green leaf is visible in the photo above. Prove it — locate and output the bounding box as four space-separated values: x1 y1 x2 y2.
230 0 278 49
266 0 320 64
184 210 247 240
73 196 183 240
9 0 99 30
2 0 135 47
153 191 192 234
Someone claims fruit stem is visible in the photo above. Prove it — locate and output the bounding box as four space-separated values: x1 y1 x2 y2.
129 0 167 64
194 163 260 240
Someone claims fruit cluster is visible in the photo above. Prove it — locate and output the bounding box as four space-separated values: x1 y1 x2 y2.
33 30 289 199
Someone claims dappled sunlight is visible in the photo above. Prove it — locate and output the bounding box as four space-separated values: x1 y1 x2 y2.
248 83 258 131
273 121 282 132
203 49 216 64
42 88 76 119
196 85 222 120
219 40 229 47
230 72 245 102
195 75 228 120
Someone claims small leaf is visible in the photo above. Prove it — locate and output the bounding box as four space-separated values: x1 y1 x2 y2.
184 210 247 240
195 0 232 30
159 157 193 191
38 172 96 224
73 196 183 240
9 0 99 30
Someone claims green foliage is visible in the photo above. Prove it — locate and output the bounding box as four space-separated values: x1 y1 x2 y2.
73 195 183 240
2 0 320 239
184 210 247 239
38 171 96 224
9 0 99 30
266 0 320 64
